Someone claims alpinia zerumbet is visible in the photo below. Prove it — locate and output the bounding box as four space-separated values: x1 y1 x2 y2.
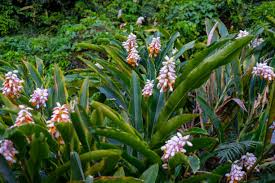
1 70 24 98
157 56 176 92
148 37 161 57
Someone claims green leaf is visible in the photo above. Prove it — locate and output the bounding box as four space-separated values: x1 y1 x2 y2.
158 36 253 129
94 128 161 164
0 156 16 183
0 93 18 111
4 124 58 152
151 114 198 147
180 172 221 183
79 78 89 112
56 122 80 153
91 101 139 138
71 106 91 152
186 137 218 152
140 164 159 183
113 167 125 177
70 152 85 181
183 127 209 136
48 149 122 181
265 82 275 145
24 61 43 88
35 56 44 76
129 71 143 132
173 40 195 61
53 64 68 105
168 153 189 170
197 96 224 142
102 45 131 77
188 156 200 174
27 133 50 182
93 176 143 183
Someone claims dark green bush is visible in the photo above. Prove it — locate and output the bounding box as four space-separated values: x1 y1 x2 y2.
0 1 20 36
249 1 275 25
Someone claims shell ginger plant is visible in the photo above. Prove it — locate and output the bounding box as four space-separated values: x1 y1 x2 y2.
0 22 274 183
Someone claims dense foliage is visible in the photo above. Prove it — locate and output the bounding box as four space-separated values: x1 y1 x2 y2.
0 0 275 183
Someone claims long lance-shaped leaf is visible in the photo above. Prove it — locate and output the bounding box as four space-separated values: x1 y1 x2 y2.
173 40 196 61
156 36 253 131
102 45 131 77
75 42 104 52
94 128 161 164
139 164 159 183
197 96 224 142
71 106 91 152
150 114 198 147
176 38 231 87
265 82 275 145
3 123 58 152
129 71 143 132
0 155 16 183
70 152 85 181
91 101 140 138
79 78 89 112
53 64 68 105
47 149 122 181
23 61 43 88
93 176 143 183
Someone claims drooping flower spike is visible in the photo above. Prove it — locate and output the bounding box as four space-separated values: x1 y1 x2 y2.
225 152 258 183
127 47 140 67
0 140 18 165
13 105 34 127
236 30 249 39
252 63 275 82
251 38 264 48
149 37 161 58
157 56 177 92
46 120 64 145
122 33 138 53
29 88 48 109
136 16 144 26
241 152 257 171
161 133 192 169
1 70 24 98
123 33 140 67
225 164 246 183
142 80 154 97
49 102 70 123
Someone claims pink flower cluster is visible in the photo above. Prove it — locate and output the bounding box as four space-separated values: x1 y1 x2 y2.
161 133 192 169
50 102 70 123
136 17 144 25
157 56 177 92
241 152 257 170
13 105 33 127
142 80 154 97
1 70 24 98
251 38 264 48
236 30 249 39
252 63 275 81
149 37 161 57
0 140 18 164
226 164 246 183
270 121 275 130
46 103 70 144
123 33 140 67
29 88 48 109
226 152 258 183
